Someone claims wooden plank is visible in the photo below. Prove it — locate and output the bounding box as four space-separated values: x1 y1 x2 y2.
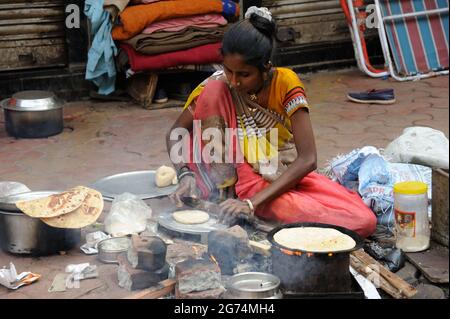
350 254 404 299
352 250 417 298
123 279 176 299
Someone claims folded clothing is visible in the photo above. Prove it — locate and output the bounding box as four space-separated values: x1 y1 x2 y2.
143 13 227 34
124 25 226 55
112 0 239 41
120 42 223 71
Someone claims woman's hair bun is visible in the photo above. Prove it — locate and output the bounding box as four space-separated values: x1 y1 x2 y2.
245 6 276 39
249 13 276 39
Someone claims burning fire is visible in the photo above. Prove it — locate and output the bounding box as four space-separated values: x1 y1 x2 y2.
210 254 219 267
279 248 334 257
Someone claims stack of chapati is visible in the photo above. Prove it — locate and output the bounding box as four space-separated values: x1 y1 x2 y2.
16 186 103 229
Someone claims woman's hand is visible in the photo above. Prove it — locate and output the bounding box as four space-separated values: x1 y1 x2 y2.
169 175 200 207
219 199 253 224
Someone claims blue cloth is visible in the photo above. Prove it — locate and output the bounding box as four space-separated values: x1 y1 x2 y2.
222 0 237 17
84 0 117 95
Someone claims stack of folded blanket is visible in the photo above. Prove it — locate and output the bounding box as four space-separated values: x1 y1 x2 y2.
113 0 239 72
86 0 239 94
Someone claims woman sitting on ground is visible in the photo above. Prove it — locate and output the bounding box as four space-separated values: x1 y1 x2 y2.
165 7 376 238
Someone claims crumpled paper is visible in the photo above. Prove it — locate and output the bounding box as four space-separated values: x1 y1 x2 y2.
0 263 40 290
80 231 110 255
49 263 98 292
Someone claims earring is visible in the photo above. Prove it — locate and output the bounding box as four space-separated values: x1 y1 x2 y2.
236 82 241 86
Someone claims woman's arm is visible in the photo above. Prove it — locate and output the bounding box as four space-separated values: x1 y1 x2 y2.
219 108 317 219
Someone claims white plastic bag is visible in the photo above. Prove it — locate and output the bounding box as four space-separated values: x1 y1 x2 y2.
384 126 449 169
104 193 152 237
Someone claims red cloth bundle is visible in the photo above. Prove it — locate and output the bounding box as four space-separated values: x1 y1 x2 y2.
120 42 223 71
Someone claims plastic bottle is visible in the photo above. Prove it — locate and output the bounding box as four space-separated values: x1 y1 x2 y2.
393 181 430 252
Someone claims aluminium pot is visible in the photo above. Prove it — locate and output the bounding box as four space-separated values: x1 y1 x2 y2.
0 210 81 256
1 90 64 138
267 222 364 294
224 272 283 299
0 191 80 256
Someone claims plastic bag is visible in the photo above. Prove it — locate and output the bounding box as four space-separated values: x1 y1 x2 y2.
330 146 380 190
358 154 392 193
364 242 405 273
384 126 449 169
104 193 152 237
358 154 393 214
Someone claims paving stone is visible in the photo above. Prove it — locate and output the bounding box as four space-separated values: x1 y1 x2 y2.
395 261 421 286
411 284 446 299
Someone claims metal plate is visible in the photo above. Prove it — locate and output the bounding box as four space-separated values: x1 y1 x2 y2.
158 212 227 237
0 191 59 211
90 170 177 201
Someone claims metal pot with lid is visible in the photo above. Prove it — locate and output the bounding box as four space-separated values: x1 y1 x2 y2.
1 90 64 138
224 272 282 299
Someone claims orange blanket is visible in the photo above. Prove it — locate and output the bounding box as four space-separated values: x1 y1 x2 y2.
112 0 238 41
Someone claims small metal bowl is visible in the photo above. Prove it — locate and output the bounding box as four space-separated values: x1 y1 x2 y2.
97 237 131 264
226 272 282 299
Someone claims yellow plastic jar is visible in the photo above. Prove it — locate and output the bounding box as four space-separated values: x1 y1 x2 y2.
393 181 430 252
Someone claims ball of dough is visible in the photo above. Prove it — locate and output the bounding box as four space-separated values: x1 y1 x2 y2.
155 165 177 188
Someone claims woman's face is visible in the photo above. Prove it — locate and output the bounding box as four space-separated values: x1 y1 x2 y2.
223 53 264 94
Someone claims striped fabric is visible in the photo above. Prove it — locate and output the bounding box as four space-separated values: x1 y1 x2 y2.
283 87 309 117
379 0 449 76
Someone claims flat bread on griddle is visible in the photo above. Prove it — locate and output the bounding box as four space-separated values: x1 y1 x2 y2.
41 189 104 229
172 210 210 225
273 227 356 252
16 186 89 218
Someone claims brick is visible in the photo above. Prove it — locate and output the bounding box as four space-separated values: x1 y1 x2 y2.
117 254 169 291
207 226 252 275
127 235 167 271
175 257 223 294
